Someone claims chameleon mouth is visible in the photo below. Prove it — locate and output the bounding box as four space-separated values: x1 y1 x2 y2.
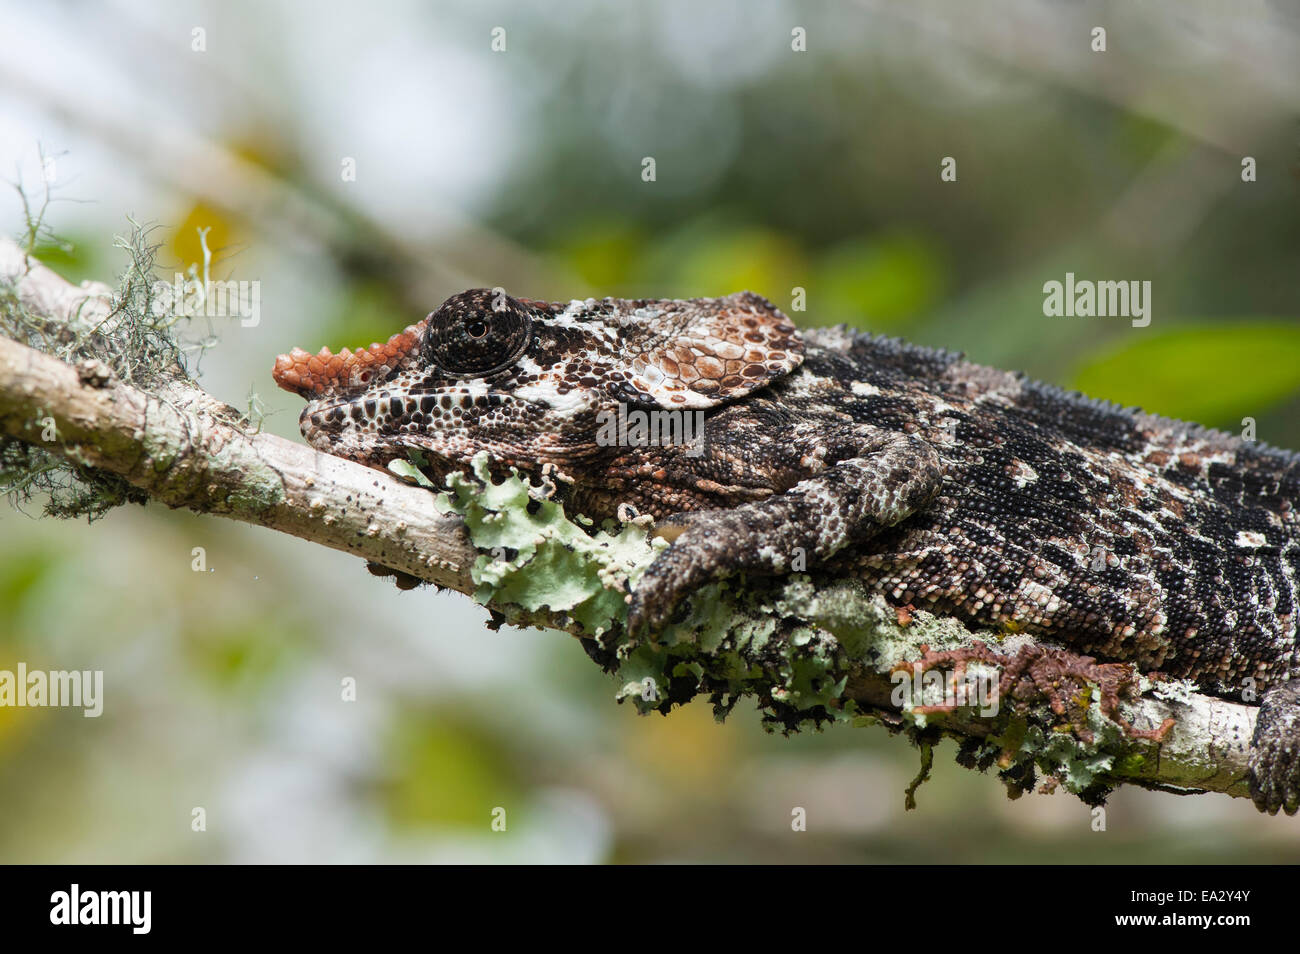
271 323 426 399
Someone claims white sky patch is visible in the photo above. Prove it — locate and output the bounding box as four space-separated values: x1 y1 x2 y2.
296 29 516 235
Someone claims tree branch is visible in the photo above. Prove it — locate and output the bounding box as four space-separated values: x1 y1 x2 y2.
0 235 1257 808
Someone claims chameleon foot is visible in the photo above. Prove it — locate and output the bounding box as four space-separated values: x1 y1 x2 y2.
1250 677 1300 815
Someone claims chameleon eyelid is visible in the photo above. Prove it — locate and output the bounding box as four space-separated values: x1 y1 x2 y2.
439 311 533 380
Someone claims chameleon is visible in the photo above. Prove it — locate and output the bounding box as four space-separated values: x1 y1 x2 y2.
272 287 1300 815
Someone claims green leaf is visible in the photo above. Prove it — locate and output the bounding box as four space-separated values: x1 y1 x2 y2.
1071 323 1300 427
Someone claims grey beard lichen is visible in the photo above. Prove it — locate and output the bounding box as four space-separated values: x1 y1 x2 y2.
2 213 265 520
0 217 196 520
410 450 1189 810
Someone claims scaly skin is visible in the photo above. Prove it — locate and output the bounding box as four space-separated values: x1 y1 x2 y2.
274 288 1300 815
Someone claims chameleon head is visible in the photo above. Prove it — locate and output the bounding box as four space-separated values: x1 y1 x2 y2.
272 287 804 481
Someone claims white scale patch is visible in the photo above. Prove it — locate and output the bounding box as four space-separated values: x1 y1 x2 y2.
512 378 595 412
1008 459 1039 488
638 363 666 387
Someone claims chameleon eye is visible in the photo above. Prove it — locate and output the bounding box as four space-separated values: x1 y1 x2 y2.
425 290 533 378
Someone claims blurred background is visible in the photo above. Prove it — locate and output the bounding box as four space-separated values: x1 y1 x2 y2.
2 0 1299 862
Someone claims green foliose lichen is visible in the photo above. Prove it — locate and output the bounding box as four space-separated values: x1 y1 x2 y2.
416 452 857 730
423 451 661 638
417 451 1167 806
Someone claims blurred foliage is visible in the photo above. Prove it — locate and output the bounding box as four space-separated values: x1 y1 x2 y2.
381 711 521 829
813 232 946 329
320 280 411 354
27 234 103 287
0 540 60 626
183 618 305 693
1072 324 1300 428
169 201 239 274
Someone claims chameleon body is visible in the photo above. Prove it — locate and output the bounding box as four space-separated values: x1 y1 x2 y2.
273 289 1300 814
